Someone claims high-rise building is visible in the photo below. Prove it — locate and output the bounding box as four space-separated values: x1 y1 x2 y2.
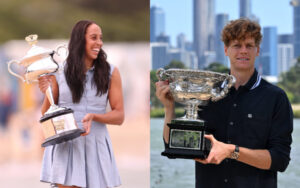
150 5 165 42
151 42 169 70
278 44 294 74
177 33 194 52
168 49 198 69
193 0 215 68
177 33 186 51
168 48 186 66
290 0 300 59
278 34 294 74
278 34 293 44
260 27 278 76
240 0 251 18
156 33 170 44
215 13 229 67
239 0 260 23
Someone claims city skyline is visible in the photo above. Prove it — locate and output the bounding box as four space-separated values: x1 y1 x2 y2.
150 0 293 46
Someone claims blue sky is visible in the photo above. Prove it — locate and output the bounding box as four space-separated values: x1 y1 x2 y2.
150 0 293 46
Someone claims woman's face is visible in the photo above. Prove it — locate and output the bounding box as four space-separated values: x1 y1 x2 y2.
85 23 103 62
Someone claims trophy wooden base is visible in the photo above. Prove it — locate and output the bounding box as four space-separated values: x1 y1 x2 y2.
42 128 85 147
40 108 85 147
161 120 212 159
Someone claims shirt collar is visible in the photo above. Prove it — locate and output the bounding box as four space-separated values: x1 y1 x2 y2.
243 69 261 90
88 66 95 72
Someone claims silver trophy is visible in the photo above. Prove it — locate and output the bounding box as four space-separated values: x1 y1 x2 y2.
157 68 236 159
7 34 84 147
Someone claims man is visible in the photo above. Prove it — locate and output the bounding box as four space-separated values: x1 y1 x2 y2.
155 18 293 188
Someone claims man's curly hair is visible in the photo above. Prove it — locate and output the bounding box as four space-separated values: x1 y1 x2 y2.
221 18 262 47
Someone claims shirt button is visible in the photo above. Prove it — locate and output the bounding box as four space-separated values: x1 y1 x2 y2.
233 103 237 107
227 140 231 144
224 179 228 183
229 122 234 125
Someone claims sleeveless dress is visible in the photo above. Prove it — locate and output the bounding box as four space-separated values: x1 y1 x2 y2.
40 64 121 188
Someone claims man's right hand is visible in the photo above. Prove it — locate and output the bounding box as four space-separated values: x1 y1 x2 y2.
155 81 175 143
155 81 174 109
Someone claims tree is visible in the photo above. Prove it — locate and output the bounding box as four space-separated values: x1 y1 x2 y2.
204 62 230 73
164 60 186 69
278 57 300 103
150 70 162 108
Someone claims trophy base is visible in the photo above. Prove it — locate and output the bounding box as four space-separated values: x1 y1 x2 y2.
42 128 85 147
40 107 85 147
162 120 212 159
161 148 209 159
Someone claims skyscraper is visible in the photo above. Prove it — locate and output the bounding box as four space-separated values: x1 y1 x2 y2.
278 34 293 44
215 13 229 67
290 0 300 59
151 42 169 70
150 5 165 42
278 34 294 74
239 0 259 23
193 0 215 68
260 27 278 76
278 44 294 74
177 33 186 51
239 0 251 18
156 33 170 44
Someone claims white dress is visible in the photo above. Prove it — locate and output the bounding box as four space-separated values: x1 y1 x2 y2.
40 64 121 188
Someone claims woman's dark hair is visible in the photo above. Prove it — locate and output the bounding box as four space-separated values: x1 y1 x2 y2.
65 20 111 103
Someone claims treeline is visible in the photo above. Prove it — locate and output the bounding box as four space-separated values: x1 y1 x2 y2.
66 0 148 14
0 0 148 43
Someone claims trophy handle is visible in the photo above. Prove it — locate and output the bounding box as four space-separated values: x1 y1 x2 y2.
156 68 172 81
7 60 26 82
55 44 69 62
156 68 165 81
211 75 236 101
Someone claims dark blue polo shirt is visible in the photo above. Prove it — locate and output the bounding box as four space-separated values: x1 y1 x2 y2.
196 69 293 188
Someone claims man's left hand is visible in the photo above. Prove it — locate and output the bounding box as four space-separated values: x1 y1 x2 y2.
195 134 234 164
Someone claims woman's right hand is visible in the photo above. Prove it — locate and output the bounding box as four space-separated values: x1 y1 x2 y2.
38 75 52 94
155 81 174 109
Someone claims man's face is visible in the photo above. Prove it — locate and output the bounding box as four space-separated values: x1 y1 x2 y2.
224 37 260 71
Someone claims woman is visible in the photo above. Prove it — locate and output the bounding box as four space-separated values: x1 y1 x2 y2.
39 20 124 188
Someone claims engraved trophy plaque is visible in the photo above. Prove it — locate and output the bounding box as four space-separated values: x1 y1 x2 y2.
157 68 236 159
7 34 85 147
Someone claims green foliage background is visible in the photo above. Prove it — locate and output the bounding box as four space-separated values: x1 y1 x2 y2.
0 0 148 44
278 58 300 103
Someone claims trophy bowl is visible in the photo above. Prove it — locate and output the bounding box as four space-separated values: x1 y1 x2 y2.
157 68 235 159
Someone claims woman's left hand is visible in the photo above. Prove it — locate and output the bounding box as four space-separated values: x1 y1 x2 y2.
81 113 94 136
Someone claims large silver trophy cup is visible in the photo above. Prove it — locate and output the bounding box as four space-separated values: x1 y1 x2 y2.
7 35 84 147
157 68 235 159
